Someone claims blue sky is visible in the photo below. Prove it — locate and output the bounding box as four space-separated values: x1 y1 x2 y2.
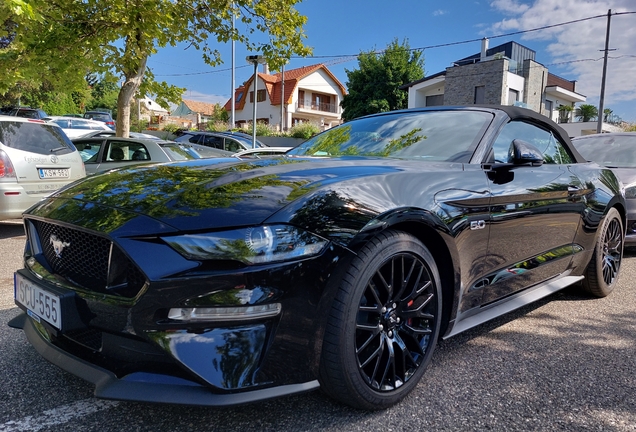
147 0 636 123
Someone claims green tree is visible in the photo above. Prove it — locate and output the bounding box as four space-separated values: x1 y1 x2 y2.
557 104 573 123
603 108 613 122
0 0 311 137
575 104 598 122
341 39 424 122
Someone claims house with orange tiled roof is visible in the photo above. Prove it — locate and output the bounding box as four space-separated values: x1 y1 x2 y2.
171 99 222 127
224 63 346 131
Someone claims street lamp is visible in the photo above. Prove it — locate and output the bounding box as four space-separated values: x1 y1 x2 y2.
246 55 267 148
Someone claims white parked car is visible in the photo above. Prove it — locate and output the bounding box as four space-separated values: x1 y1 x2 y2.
44 116 112 139
0 115 86 220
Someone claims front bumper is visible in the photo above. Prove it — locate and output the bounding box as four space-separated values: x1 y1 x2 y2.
12 313 319 406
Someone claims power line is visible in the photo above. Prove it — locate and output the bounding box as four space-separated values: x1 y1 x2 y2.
297 11 636 59
151 11 636 77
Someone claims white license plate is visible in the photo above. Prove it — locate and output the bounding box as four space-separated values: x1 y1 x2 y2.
14 273 62 329
38 168 69 179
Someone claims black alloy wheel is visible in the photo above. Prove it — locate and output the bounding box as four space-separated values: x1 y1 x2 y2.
582 207 623 297
356 252 436 391
319 230 441 410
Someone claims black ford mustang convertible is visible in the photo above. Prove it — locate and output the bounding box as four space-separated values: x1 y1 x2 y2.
10 106 625 410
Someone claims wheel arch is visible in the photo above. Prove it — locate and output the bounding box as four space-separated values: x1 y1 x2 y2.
378 220 458 338
309 209 461 378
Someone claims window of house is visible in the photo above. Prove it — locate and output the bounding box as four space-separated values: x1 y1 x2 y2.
313 93 332 111
249 91 253 103
508 89 519 105
545 100 553 118
474 86 485 104
236 91 243 103
257 89 266 103
426 94 444 107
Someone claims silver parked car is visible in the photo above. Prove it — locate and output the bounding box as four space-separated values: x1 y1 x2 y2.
44 116 112 139
571 132 636 246
72 136 233 175
0 115 86 220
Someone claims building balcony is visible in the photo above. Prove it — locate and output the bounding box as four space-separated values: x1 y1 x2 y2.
296 99 340 115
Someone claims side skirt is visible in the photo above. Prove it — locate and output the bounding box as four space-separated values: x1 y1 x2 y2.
444 274 584 339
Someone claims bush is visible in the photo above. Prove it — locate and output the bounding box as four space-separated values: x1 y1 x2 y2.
206 121 231 132
289 122 320 139
161 123 181 133
255 122 276 137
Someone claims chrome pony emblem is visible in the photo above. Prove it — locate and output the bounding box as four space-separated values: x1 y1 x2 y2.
50 234 70 258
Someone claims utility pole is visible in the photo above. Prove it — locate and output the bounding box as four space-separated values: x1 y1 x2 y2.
597 9 613 134
230 3 236 129
280 63 285 132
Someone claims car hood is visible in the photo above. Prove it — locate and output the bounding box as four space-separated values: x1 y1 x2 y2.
27 156 462 235
609 167 636 187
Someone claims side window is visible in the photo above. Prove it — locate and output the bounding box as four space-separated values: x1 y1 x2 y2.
491 121 574 164
75 140 104 163
130 143 150 160
106 142 128 161
71 120 91 129
225 138 242 152
201 135 224 149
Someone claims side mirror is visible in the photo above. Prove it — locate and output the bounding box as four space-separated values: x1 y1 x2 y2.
510 139 544 166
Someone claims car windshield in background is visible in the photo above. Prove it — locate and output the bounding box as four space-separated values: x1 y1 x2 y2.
161 143 201 161
0 121 75 155
573 134 636 168
288 110 493 161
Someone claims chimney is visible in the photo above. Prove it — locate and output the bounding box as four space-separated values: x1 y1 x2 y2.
263 63 269 75
480 37 489 61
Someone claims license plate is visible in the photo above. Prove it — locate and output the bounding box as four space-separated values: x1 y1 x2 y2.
14 273 62 329
38 168 69 179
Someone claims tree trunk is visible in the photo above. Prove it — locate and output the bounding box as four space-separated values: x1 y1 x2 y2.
116 54 147 138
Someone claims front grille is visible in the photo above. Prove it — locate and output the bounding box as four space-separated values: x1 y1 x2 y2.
31 220 146 298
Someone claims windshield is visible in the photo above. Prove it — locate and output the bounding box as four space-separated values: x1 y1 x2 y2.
162 143 201 160
288 110 493 161
0 121 75 155
572 134 636 168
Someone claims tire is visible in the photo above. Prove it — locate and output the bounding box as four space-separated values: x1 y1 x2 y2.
582 207 623 297
319 230 442 410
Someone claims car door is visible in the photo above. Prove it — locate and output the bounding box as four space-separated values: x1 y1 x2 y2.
480 119 583 305
94 140 152 173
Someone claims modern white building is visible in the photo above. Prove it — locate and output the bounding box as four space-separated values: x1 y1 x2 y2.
401 40 621 136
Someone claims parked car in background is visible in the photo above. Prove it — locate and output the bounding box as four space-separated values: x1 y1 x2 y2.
72 136 233 174
572 132 636 245
44 116 113 139
10 106 625 410
233 146 291 158
83 109 116 129
79 130 164 140
175 130 267 152
0 116 85 220
8 107 48 119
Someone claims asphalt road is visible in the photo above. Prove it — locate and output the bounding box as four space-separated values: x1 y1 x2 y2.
0 220 635 432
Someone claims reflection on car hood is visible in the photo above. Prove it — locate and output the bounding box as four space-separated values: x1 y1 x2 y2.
27 156 456 233
608 167 636 187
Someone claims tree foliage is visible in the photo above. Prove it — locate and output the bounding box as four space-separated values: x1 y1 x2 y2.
340 39 424 122
0 0 311 136
575 104 598 122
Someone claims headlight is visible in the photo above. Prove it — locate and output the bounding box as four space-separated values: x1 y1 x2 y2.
625 183 636 199
162 225 328 264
